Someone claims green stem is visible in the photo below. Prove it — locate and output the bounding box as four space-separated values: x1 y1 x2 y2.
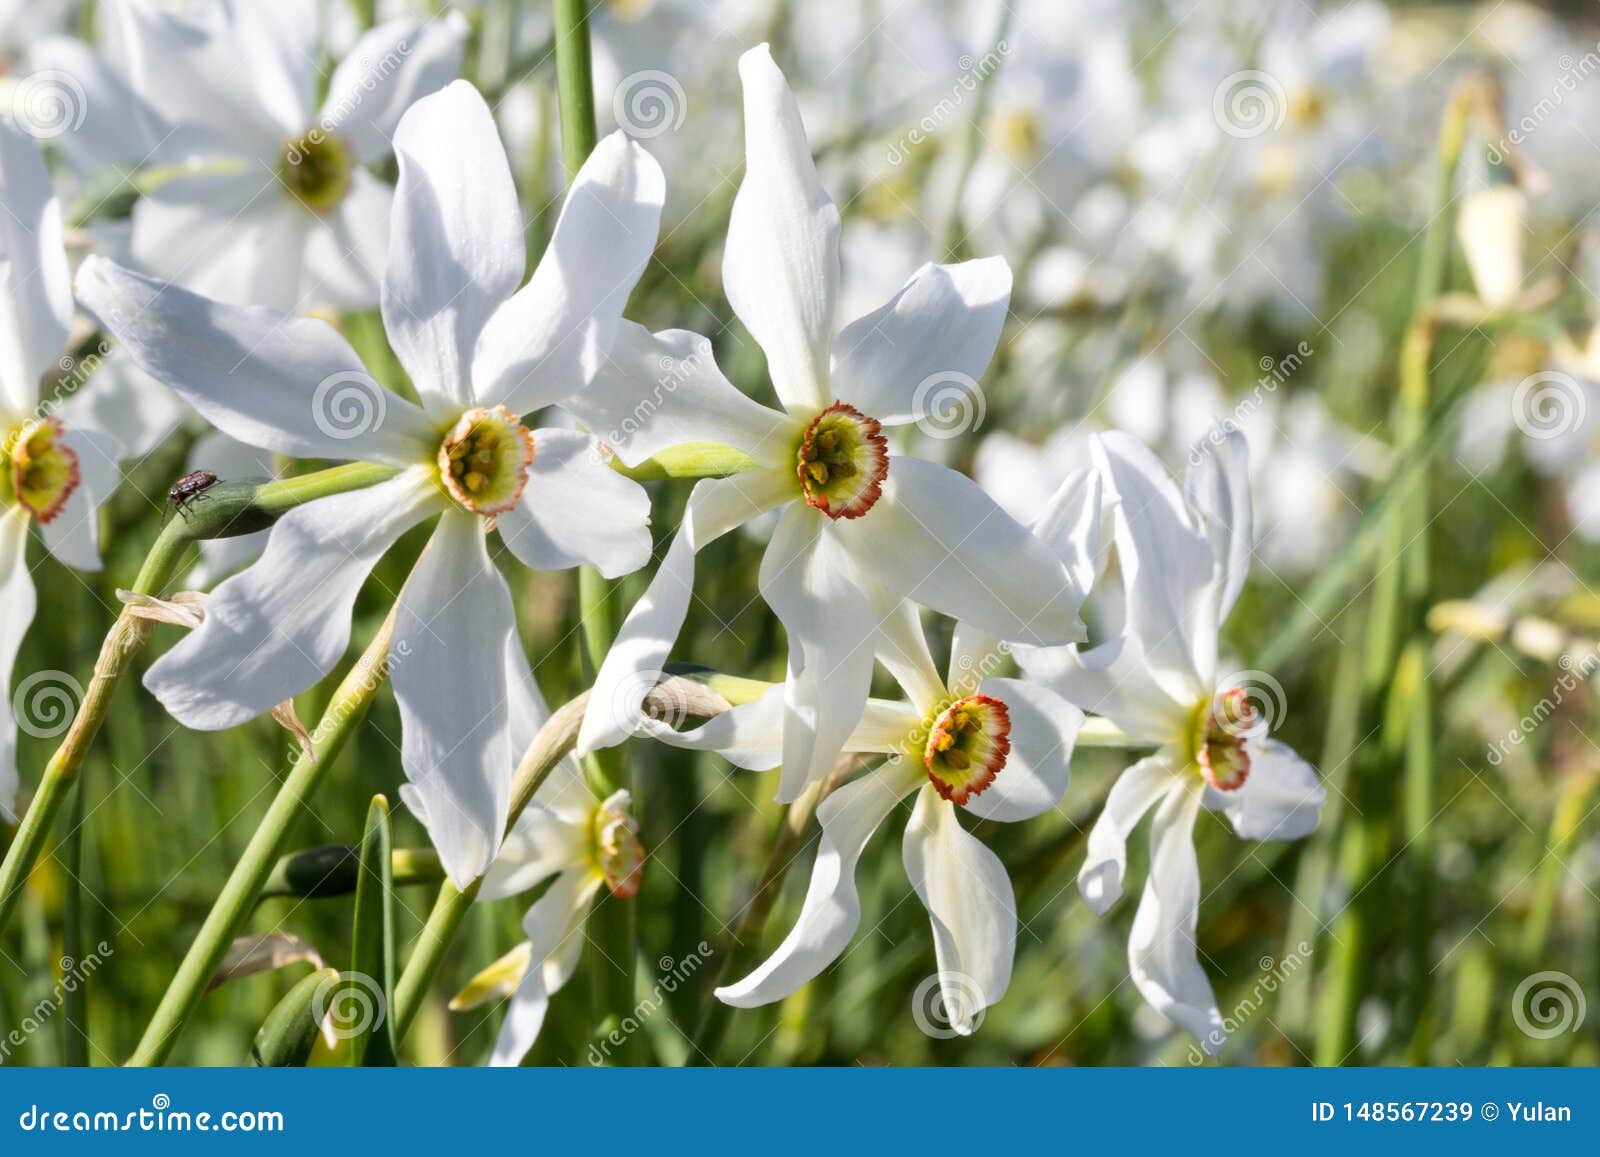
0 463 396 944
554 0 599 181
127 606 400 1066
61 778 88 1066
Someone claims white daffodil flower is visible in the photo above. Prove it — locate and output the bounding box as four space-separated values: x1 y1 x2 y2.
628 476 1100 1031
574 45 1086 798
35 0 467 311
657 604 1083 1031
1 118 123 819
1017 428 1325 1056
436 757 644 1068
75 81 667 886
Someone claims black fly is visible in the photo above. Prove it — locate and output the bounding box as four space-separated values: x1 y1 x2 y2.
165 470 220 522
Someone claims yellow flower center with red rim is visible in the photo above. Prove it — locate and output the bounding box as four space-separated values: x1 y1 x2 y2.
922 694 1011 805
278 132 353 215
2 418 80 524
795 401 888 519
1191 687 1258 792
436 405 536 516
593 790 645 899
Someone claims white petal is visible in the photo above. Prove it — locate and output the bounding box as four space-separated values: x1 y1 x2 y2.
946 620 1002 698
474 133 665 414
319 13 469 163
716 759 920 1007
0 120 72 412
479 803 588 902
960 678 1080 823
761 504 878 800
25 34 165 172
393 511 519 888
1129 779 1225 1053
576 469 792 754
229 0 318 135
1013 632 1187 743
130 184 310 313
902 785 1015 1033
488 869 600 1066
55 348 186 460
1205 739 1325 841
831 259 1011 425
74 257 435 465
497 429 651 579
384 80 523 413
563 323 796 467
300 171 390 313
1093 432 1218 696
723 44 839 412
38 427 121 572
1030 467 1109 598
1078 756 1178 915
643 681 790 770
0 510 36 821
1185 426 1252 622
144 470 439 729
873 596 946 714
832 457 1085 646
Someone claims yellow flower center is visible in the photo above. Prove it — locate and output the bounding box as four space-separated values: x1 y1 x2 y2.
795 401 889 520
435 405 536 516
1189 687 1259 792
1288 87 1327 129
990 108 1040 163
278 132 352 214
2 418 80 524
593 790 644 899
921 694 1011 805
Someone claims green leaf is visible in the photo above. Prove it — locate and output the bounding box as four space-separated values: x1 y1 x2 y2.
347 795 397 1066
251 967 339 1067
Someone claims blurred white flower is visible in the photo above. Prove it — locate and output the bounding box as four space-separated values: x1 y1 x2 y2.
76 82 667 885
34 0 467 310
1016 429 1325 1055
0 119 123 818
426 723 643 1066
